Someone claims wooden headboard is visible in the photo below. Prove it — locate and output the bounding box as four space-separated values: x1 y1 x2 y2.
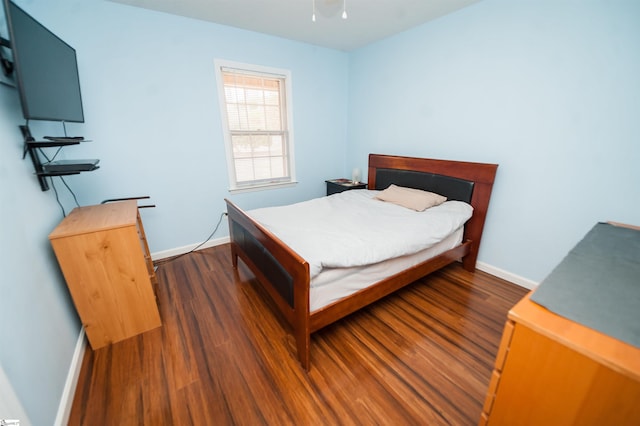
373 168 475 203
367 154 498 270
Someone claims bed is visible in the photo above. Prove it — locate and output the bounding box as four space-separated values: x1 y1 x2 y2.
224 154 498 370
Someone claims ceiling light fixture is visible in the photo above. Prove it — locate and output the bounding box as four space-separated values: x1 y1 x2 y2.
311 0 347 22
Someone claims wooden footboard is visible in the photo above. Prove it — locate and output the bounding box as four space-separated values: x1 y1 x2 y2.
225 199 312 369
225 154 498 371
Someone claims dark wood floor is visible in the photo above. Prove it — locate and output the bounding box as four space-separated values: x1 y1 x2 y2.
68 244 528 425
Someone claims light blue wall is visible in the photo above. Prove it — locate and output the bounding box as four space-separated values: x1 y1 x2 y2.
22 0 349 251
0 0 347 423
0 74 80 426
347 0 640 282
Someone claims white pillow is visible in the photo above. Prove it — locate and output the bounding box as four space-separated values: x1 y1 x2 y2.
375 184 447 211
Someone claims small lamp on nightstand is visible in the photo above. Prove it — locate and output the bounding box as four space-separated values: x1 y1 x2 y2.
351 167 361 184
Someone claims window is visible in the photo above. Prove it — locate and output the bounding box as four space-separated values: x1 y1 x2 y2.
215 60 296 192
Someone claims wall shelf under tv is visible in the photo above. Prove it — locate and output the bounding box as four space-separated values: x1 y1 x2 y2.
20 125 98 191
25 139 82 148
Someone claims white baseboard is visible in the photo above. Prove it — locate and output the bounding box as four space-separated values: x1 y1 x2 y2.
476 261 538 290
151 236 230 261
54 328 86 426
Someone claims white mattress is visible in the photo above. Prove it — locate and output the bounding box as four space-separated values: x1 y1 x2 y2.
309 227 464 312
249 190 473 279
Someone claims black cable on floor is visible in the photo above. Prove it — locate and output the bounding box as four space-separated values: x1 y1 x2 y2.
154 211 227 268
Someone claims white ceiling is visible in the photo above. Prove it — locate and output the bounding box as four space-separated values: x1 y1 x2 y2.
108 0 481 51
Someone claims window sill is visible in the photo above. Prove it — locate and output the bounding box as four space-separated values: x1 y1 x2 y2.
228 181 298 194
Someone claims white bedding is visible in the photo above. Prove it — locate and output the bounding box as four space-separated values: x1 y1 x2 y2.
309 228 464 311
248 190 473 279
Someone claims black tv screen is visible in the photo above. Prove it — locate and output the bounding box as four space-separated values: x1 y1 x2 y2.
3 0 84 122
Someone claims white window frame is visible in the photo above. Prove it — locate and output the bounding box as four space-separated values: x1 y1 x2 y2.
215 59 297 193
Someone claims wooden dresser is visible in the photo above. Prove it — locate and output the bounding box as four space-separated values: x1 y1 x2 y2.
480 221 640 425
49 200 161 349
480 293 640 425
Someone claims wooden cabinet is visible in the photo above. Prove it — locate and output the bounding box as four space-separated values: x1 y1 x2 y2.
325 178 367 196
49 200 161 349
480 292 640 425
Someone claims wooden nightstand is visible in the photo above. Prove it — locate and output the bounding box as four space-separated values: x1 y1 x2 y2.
325 178 367 196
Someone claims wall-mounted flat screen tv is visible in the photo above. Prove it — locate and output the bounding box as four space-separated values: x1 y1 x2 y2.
3 0 84 122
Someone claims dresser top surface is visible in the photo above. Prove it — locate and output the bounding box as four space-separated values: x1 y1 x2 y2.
49 200 139 239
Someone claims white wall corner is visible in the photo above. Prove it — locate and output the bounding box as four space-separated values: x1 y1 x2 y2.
0 363 32 425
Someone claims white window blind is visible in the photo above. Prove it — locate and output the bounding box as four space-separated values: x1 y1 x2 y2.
216 61 296 191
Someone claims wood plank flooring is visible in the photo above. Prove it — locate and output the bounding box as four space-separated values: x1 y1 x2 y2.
68 244 528 425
